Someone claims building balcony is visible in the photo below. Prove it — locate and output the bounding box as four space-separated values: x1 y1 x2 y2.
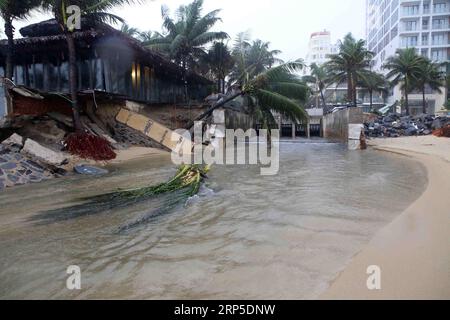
432 24 450 30
433 10 450 15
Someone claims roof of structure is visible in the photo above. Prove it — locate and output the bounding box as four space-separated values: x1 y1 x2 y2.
0 19 211 85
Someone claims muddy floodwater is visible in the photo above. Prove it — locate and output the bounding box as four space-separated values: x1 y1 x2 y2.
0 140 427 299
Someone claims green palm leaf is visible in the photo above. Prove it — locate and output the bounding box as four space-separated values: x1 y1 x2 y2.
255 89 308 123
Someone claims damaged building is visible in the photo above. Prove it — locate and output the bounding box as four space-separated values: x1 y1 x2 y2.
0 19 212 131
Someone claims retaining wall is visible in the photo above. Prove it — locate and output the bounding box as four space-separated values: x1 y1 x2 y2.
323 107 364 150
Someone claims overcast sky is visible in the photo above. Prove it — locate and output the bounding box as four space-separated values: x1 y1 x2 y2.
6 0 367 61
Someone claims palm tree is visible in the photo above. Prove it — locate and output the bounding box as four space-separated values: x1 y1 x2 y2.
200 41 235 93
325 33 373 107
189 61 309 129
245 40 283 74
383 48 424 116
303 63 329 108
41 0 140 131
228 33 284 87
0 0 41 79
358 71 387 112
410 58 444 114
138 30 163 43
145 0 228 72
120 22 139 38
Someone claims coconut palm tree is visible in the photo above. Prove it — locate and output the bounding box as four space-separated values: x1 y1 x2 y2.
120 22 139 38
410 58 444 114
41 0 141 131
0 0 41 79
325 33 373 107
303 63 329 108
358 71 387 112
145 0 228 72
138 30 163 43
383 48 424 116
200 41 235 93
190 61 309 129
245 40 283 74
228 33 284 88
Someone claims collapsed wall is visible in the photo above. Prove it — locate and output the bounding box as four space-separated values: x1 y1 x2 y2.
322 107 365 150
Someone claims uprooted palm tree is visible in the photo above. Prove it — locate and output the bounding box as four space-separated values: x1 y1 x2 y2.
303 63 329 108
41 0 143 132
0 0 41 80
325 33 373 107
189 60 309 130
410 58 444 114
144 0 228 74
383 48 424 116
358 71 388 112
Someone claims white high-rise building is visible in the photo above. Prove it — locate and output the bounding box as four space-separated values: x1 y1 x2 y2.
305 31 338 68
366 0 450 114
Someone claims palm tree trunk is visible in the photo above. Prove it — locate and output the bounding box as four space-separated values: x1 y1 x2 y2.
4 16 14 80
65 31 83 132
352 75 357 107
320 90 326 108
185 92 242 129
369 90 373 111
404 78 410 116
422 86 427 114
347 74 352 105
182 59 188 102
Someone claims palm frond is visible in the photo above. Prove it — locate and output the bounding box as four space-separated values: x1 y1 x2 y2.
255 89 308 123
254 61 305 84
267 82 309 101
192 31 229 46
85 11 124 25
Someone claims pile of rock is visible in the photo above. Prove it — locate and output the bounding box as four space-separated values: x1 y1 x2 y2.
364 114 450 138
0 133 69 190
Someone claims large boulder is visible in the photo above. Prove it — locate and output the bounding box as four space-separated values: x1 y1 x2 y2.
21 139 67 166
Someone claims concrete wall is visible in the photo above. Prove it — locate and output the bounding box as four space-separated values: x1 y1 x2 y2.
0 82 6 127
323 107 364 150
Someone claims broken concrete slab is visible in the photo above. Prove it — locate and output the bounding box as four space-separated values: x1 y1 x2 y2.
21 138 68 166
116 108 192 154
2 133 24 148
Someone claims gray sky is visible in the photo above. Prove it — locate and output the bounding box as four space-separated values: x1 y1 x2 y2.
6 0 367 61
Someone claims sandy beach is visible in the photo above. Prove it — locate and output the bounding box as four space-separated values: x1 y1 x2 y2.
112 146 169 164
322 136 450 300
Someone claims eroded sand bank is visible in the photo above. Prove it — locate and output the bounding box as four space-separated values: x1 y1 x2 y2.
322 136 450 299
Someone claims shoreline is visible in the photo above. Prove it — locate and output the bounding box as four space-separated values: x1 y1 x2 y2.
321 136 450 299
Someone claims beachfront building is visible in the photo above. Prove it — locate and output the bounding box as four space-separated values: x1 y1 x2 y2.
305 31 338 69
0 19 211 122
303 31 378 111
366 0 450 114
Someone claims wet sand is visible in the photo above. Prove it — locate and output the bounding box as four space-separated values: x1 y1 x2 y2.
322 136 450 300
112 146 169 164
